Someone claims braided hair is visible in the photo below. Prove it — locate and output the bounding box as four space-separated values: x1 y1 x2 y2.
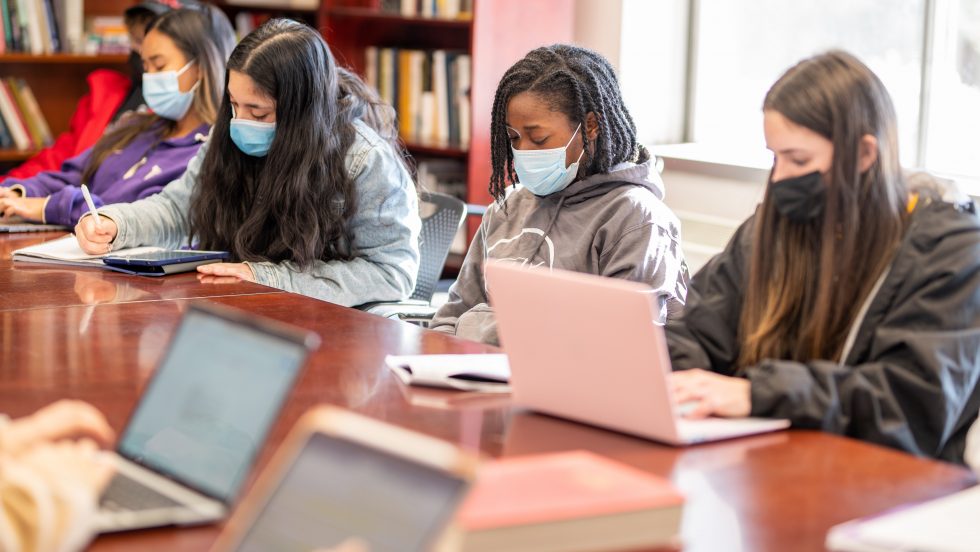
489 44 649 201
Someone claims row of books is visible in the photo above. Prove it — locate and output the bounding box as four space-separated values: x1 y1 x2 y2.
379 0 473 20
0 78 53 150
365 47 471 149
0 0 83 54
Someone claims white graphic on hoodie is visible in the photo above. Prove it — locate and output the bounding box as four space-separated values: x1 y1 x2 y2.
485 228 555 269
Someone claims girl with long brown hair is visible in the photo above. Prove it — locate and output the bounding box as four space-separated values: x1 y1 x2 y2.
74 19 421 307
667 50 980 463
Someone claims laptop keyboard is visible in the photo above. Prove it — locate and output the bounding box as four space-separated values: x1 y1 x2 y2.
100 473 184 512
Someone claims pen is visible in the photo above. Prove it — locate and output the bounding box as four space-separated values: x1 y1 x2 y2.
80 184 103 231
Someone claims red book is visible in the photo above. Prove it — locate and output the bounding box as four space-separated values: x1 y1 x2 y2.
451 450 684 552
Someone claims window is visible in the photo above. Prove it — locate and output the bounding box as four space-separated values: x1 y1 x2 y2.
922 0 980 178
621 0 980 180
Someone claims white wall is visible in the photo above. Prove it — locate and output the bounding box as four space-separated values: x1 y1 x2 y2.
573 0 623 70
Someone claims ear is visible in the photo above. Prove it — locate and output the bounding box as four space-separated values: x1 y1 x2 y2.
858 134 878 173
585 112 599 141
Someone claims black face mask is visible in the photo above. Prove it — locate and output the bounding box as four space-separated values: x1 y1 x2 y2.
769 170 826 223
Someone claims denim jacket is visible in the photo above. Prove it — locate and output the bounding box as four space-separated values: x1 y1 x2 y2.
100 120 421 307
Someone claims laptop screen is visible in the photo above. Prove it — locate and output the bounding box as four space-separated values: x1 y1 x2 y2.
231 432 469 552
118 307 308 502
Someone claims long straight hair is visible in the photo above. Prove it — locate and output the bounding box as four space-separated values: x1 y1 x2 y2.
80 5 235 186
190 19 403 267
738 51 909 367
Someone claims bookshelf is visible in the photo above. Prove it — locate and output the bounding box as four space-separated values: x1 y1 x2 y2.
319 0 574 239
0 54 129 165
0 0 131 169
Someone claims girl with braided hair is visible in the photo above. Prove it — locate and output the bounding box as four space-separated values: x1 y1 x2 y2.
431 44 689 345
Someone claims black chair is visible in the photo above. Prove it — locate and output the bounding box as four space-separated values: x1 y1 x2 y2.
365 191 467 326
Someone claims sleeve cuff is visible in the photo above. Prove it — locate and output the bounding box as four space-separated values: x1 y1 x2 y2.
8 184 26 197
244 261 282 289
40 196 52 224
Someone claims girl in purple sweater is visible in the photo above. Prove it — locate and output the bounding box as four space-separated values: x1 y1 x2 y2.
0 6 234 226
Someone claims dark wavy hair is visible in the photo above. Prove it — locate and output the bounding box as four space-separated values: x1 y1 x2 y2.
488 44 648 201
80 5 234 187
190 19 403 267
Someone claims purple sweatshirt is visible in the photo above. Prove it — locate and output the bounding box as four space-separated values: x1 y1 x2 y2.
2 122 210 226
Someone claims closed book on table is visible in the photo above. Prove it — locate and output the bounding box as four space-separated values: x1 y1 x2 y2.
451 450 684 552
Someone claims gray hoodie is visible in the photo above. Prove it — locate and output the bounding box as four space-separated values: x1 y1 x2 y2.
431 160 690 345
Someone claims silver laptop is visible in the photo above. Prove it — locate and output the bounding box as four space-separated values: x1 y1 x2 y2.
0 216 69 232
212 406 476 552
96 302 320 532
486 262 789 445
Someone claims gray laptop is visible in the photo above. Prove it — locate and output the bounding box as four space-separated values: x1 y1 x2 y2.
0 217 69 232
95 302 320 533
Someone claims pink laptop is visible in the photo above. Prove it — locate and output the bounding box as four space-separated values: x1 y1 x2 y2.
485 262 789 445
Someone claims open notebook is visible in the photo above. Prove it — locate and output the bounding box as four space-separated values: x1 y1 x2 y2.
12 235 164 268
385 354 511 393
826 485 980 552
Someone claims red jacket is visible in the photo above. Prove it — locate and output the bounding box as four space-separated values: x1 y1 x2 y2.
3 69 132 180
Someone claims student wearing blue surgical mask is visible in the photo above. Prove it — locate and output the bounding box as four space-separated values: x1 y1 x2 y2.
0 7 234 226
75 19 421 308
430 44 690 345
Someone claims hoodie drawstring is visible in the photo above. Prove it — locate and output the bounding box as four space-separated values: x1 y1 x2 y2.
531 194 567 265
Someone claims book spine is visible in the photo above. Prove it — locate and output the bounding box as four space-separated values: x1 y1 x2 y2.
19 0 42 54
33 0 52 53
446 52 458 147
378 48 393 108
400 0 413 17
41 0 59 52
432 49 449 145
0 0 9 52
410 50 424 142
16 79 53 145
364 46 379 90
61 0 80 53
6 78 42 147
0 97 13 149
398 50 413 141
456 55 471 149
0 80 31 149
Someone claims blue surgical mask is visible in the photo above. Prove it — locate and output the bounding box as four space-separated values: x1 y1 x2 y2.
511 124 584 196
142 60 198 121
229 106 277 157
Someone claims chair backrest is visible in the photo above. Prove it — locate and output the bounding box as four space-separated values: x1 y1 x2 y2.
413 191 466 302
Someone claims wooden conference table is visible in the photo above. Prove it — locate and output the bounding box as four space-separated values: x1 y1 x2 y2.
1 231 976 552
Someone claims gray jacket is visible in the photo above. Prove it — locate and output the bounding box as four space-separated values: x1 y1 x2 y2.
431 161 690 344
667 177 980 463
101 120 421 307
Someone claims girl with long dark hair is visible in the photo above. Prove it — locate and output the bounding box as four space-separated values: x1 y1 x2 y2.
74 19 420 306
667 51 980 463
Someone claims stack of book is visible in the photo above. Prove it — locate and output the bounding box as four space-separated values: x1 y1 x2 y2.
379 0 473 20
449 450 685 551
0 0 84 54
365 47 471 149
0 77 53 151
